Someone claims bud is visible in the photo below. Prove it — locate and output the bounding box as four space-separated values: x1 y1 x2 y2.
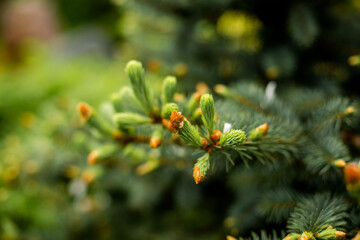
87 145 120 165
298 232 314 240
87 151 99 165
348 55 360 66
193 166 205 184
162 76 177 103
219 129 246 147
226 236 237 240
214 84 230 96
334 159 346 168
211 130 223 144
345 106 355 115
249 123 269 141
78 102 117 137
200 94 215 134
161 103 179 119
283 233 300 240
317 227 337 240
113 112 152 129
193 153 210 184
78 102 93 122
196 82 210 94
334 231 346 240
135 159 160 176
344 162 360 185
125 60 154 113
150 129 163 148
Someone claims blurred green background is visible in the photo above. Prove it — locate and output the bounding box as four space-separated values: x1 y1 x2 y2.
1 0 360 239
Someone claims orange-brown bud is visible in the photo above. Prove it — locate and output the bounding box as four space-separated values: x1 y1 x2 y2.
334 159 346 168
193 92 202 104
87 151 99 165
169 111 185 132
201 137 209 149
82 169 95 184
77 102 92 122
298 232 313 240
344 162 360 185
335 231 346 239
211 130 222 143
346 106 355 115
196 82 210 94
256 123 269 136
150 137 162 148
193 166 205 184
226 236 237 240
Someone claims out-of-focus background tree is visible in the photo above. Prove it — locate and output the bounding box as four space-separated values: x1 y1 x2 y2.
0 0 360 239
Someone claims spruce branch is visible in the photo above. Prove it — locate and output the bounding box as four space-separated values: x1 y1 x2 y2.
287 194 349 234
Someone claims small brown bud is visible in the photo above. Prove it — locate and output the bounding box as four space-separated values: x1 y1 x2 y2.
335 231 346 240
77 102 92 122
193 166 205 184
256 123 269 136
346 106 355 115
193 92 202 104
196 82 210 94
87 151 99 165
226 236 237 240
150 137 162 148
201 138 209 149
211 130 222 143
334 159 346 168
344 162 360 185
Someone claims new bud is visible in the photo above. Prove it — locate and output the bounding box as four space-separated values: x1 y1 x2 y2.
200 94 215 134
150 129 163 148
334 159 346 168
125 60 155 113
344 162 360 185
78 102 93 122
87 145 120 165
162 76 177 103
219 129 246 147
249 123 269 141
161 103 179 119
193 153 210 184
